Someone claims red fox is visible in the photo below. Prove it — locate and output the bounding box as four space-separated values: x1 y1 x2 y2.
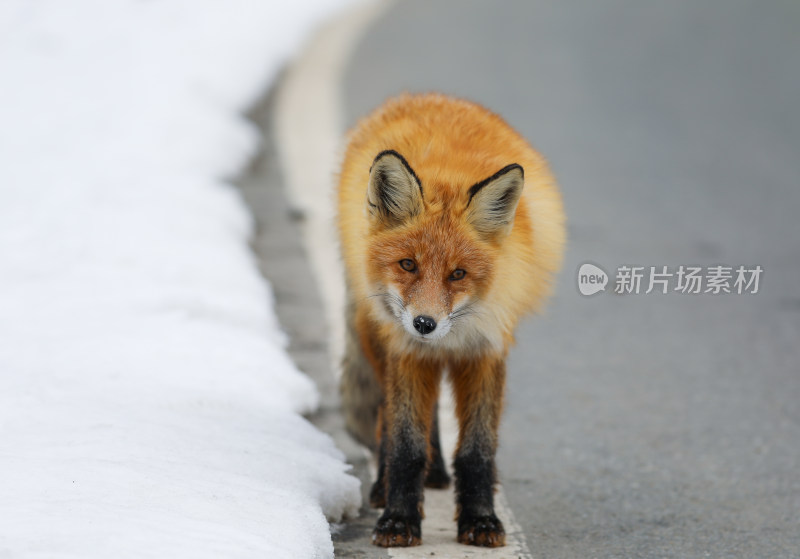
337 93 565 547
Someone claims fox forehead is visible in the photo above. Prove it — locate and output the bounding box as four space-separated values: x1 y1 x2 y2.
369 214 489 272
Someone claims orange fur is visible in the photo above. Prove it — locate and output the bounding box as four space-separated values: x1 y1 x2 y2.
337 93 565 547
338 92 565 358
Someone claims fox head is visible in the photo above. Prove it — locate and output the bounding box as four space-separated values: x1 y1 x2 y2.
365 150 525 348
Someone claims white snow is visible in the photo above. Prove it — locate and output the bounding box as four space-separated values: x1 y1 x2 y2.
0 1 361 557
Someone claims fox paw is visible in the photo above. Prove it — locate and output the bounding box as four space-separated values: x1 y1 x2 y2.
372 514 421 547
457 514 506 547
368 480 386 508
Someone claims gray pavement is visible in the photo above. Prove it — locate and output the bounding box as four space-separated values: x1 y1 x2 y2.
236 87 388 558
341 0 800 557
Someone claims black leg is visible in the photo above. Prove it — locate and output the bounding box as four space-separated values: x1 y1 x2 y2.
424 401 451 488
371 359 440 547
453 447 504 546
372 420 427 546
369 414 387 508
451 357 506 547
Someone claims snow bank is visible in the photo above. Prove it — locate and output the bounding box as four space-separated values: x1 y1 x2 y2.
0 1 361 557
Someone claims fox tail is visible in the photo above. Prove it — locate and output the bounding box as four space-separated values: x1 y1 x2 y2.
339 288 381 452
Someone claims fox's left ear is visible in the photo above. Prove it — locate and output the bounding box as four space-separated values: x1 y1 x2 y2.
466 164 525 238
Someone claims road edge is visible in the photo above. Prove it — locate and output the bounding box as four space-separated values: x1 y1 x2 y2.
270 1 533 557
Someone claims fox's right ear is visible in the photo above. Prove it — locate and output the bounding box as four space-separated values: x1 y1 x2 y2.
367 150 423 227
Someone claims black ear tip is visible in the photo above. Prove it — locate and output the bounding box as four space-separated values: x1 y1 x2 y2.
370 149 405 172
373 149 404 162
505 163 524 179
466 163 525 206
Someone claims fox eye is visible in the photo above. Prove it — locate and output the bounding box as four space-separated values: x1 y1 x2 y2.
399 259 417 272
450 269 466 281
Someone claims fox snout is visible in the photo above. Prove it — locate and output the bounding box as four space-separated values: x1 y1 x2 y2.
412 315 437 335
398 301 453 342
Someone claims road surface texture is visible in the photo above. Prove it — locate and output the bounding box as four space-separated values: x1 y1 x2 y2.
340 1 800 557
243 1 799 558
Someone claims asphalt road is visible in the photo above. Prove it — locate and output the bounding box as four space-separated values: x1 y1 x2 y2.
339 1 800 557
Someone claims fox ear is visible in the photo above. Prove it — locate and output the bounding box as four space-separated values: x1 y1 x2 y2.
466 164 524 238
367 150 423 227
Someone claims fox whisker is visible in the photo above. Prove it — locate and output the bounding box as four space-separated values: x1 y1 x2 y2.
368 291 406 319
449 302 482 323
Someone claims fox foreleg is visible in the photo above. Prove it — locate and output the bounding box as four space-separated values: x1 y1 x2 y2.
371 356 440 547
451 356 507 547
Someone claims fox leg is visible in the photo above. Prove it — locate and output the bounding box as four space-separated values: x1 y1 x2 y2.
372 387 448 507
372 356 441 547
371 359 447 493
369 405 388 508
424 401 451 488
450 356 507 547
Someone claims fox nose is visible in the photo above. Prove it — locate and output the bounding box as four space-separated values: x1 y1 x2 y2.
413 315 437 335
